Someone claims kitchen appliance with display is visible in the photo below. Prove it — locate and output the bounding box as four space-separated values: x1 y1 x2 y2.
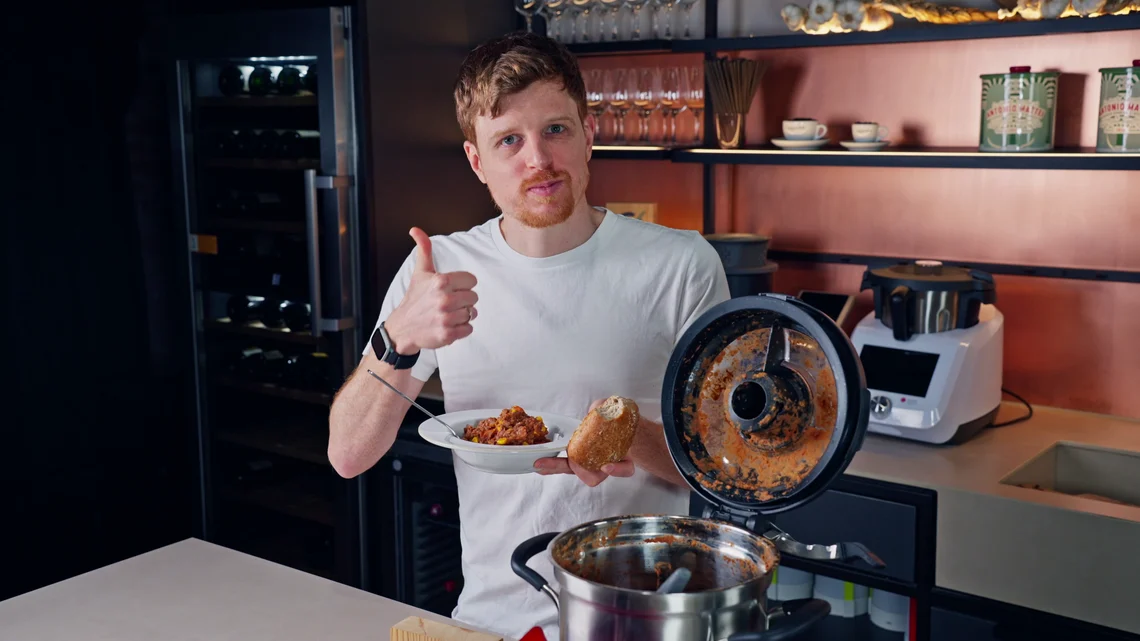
511 294 885 641
851 260 1003 445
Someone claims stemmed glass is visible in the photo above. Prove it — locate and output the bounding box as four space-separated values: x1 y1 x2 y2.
681 65 705 144
651 0 679 39
515 0 543 32
659 66 683 144
624 0 650 39
585 69 608 140
677 0 700 38
598 0 625 41
632 67 660 143
605 68 631 144
543 0 571 42
570 0 596 42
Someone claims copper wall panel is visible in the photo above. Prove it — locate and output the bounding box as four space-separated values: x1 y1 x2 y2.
771 262 1140 420
737 32 1140 148
732 166 1140 270
587 159 704 230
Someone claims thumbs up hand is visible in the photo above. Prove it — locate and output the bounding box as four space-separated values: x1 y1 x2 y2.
383 227 479 355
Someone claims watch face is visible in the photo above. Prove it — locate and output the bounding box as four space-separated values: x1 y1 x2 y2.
371 326 391 361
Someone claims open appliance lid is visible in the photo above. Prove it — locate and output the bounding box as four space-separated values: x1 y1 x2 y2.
662 294 870 517
862 260 996 293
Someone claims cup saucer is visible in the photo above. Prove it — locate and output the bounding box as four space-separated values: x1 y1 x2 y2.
840 140 890 151
771 137 828 150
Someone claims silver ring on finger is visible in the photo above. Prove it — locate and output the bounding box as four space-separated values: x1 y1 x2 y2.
466 306 474 323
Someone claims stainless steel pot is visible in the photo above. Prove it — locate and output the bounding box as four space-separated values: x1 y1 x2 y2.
510 514 831 641
861 260 997 342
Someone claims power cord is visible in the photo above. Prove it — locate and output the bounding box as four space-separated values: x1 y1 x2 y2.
991 387 1033 427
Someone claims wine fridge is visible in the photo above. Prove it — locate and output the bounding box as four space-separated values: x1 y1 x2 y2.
166 7 364 585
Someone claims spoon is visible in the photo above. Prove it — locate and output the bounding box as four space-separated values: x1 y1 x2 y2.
366 369 462 439
655 567 692 594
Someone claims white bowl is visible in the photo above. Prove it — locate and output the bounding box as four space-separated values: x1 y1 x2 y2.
417 409 581 474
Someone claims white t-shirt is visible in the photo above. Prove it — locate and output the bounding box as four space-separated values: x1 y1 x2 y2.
365 208 730 640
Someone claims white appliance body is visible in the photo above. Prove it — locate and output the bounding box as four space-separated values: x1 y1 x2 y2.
850 304 1004 445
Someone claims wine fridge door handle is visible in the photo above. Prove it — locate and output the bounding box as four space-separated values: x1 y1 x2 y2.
303 169 353 337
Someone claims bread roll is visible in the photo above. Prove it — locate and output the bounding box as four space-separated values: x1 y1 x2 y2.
567 396 640 472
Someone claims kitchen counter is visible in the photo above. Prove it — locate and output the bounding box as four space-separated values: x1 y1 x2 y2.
846 402 1140 634
0 538 510 641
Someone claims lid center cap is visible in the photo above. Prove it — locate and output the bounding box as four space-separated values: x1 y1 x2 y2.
731 372 811 452
731 381 767 421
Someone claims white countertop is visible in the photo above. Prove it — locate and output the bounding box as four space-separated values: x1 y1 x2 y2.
844 402 1140 634
0 538 504 641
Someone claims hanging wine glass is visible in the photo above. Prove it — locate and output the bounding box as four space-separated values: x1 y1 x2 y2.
515 0 543 32
624 0 650 40
598 0 625 41
544 0 571 42
651 0 679 39
570 0 596 42
677 0 700 38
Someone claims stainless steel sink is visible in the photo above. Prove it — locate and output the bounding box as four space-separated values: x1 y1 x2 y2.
1000 441 1140 508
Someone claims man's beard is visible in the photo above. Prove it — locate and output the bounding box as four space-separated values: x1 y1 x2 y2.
494 168 587 229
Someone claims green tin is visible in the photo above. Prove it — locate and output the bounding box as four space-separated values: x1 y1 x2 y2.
979 66 1060 152
1096 60 1140 153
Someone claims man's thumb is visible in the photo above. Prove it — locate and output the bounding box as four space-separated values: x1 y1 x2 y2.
409 227 436 274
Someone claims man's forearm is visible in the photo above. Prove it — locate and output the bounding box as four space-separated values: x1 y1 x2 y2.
629 417 688 488
327 356 422 478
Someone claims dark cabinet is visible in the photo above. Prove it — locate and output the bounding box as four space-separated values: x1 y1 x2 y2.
368 423 464 619
930 590 1140 641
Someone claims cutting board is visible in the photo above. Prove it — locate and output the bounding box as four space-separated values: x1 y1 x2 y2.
390 616 504 641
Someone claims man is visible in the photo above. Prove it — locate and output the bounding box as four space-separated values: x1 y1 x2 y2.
328 31 730 640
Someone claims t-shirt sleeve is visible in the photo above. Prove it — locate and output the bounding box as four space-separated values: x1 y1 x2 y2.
361 249 439 383
675 235 732 345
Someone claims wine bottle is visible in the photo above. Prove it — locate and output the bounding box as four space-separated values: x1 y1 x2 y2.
275 130 321 159
227 294 257 324
280 301 311 332
261 349 287 384
259 298 286 329
248 66 277 96
230 346 265 379
303 65 317 95
252 129 280 157
277 67 304 95
218 65 245 96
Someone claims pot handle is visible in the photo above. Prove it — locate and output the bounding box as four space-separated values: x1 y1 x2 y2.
725 599 831 641
889 285 911 342
510 532 560 610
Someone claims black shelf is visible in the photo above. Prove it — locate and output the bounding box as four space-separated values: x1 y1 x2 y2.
215 421 329 466
204 319 323 346
204 158 320 171
215 376 332 405
591 144 683 159
670 146 1140 170
570 13 1140 55
566 38 673 56
198 95 317 108
206 218 306 234
768 250 1140 284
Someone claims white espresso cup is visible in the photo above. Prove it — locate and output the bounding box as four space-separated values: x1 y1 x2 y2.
852 122 889 142
783 118 828 141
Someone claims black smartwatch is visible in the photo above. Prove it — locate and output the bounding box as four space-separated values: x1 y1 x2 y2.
371 322 419 370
